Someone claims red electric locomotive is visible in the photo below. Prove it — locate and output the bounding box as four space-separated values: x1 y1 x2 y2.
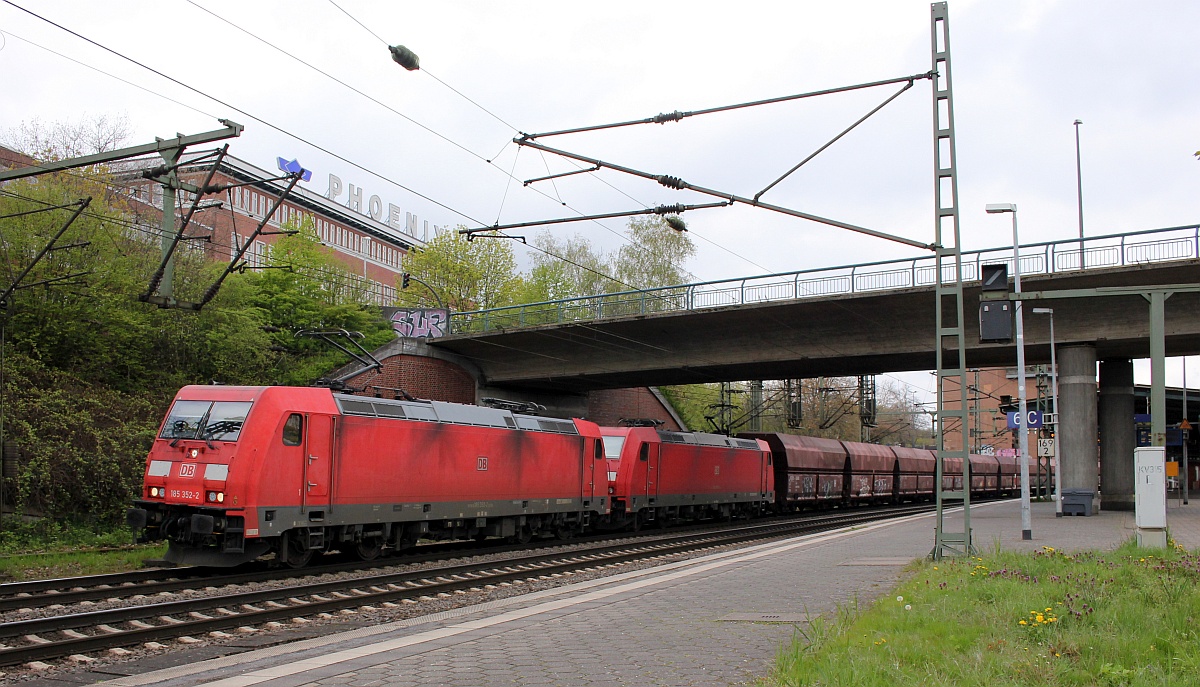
600 427 773 529
127 386 609 567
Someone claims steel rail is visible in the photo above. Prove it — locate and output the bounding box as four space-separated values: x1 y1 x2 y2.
0 504 936 666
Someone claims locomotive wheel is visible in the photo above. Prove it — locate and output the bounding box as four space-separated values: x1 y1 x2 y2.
555 525 576 540
515 526 533 545
284 532 313 568
354 539 382 561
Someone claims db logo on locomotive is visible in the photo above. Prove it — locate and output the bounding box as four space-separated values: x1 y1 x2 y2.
178 463 197 478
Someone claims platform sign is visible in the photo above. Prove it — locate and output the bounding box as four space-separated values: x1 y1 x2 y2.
1166 428 1184 447
1006 410 1043 430
1037 438 1055 457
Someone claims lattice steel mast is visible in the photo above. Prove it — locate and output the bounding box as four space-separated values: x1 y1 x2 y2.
931 2 974 559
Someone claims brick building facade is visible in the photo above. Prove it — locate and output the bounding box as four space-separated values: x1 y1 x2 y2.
123 153 435 305
940 366 1051 455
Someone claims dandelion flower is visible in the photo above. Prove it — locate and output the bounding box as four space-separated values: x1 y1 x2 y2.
896 596 904 602
905 604 912 611
1019 620 1028 625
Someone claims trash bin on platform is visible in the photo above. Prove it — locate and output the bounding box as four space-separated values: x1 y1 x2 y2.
1061 488 1095 516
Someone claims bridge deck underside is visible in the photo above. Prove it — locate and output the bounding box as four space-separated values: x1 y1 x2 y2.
430 261 1200 393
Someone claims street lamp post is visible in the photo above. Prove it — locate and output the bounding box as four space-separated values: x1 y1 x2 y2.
1184 358 1189 506
1033 307 1062 517
1074 119 1085 268
987 202 1032 540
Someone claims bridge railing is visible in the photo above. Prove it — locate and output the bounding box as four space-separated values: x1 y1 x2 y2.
449 224 1200 335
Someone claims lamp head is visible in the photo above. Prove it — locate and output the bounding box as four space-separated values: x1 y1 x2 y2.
389 45 421 71
663 215 687 232
985 203 1017 214
1032 307 1053 314
1074 119 1083 126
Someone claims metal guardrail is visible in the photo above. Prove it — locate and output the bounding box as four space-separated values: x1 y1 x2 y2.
449 224 1200 335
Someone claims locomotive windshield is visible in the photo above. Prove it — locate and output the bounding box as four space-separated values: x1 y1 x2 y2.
601 435 626 459
160 400 253 442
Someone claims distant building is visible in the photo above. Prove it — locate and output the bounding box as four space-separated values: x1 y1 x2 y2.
1 144 441 305
940 366 1050 455
127 153 435 305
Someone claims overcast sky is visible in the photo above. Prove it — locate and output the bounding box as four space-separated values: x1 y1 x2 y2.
2 0 1197 396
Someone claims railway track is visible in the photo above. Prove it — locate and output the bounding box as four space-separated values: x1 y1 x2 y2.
0 511 818 613
0 539 513 614
0 504 936 667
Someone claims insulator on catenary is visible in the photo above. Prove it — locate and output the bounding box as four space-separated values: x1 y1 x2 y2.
653 204 686 215
656 175 687 190
653 110 684 124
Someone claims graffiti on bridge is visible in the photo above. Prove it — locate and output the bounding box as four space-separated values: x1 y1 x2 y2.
390 308 449 338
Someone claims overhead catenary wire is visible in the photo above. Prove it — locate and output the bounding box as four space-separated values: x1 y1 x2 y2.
6 0 738 294
0 0 640 292
312 0 766 278
5 4 946 405
192 0 704 286
0 29 221 121
0 0 483 226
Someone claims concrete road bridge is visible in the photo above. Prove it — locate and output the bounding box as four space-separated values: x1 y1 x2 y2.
425 223 1200 513
433 224 1200 394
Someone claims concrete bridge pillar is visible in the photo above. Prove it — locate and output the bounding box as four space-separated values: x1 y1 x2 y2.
1059 344 1099 503
1098 358 1136 511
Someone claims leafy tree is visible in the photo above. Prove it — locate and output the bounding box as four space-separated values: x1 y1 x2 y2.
0 118 406 525
612 216 696 289
238 219 394 385
660 378 930 446
521 230 615 303
398 228 522 311
3 114 131 161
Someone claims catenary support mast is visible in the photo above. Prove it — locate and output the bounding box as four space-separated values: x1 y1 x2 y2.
931 2 974 559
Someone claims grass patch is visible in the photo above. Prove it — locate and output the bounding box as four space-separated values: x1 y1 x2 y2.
766 539 1200 686
0 545 168 581
0 519 167 581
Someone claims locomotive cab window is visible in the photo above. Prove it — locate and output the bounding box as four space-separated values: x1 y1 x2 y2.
639 443 649 462
160 400 253 442
594 440 604 460
601 435 625 460
282 414 303 446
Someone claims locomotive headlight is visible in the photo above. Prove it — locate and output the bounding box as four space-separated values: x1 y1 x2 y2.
216 492 225 503
190 448 199 459
149 487 160 497
207 491 225 503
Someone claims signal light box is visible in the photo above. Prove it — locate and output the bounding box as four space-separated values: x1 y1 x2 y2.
980 302 1013 343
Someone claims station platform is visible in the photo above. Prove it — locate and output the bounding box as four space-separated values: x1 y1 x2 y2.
79 499 1200 687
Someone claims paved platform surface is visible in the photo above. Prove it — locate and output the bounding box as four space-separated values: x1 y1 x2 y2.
59 500 1200 687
